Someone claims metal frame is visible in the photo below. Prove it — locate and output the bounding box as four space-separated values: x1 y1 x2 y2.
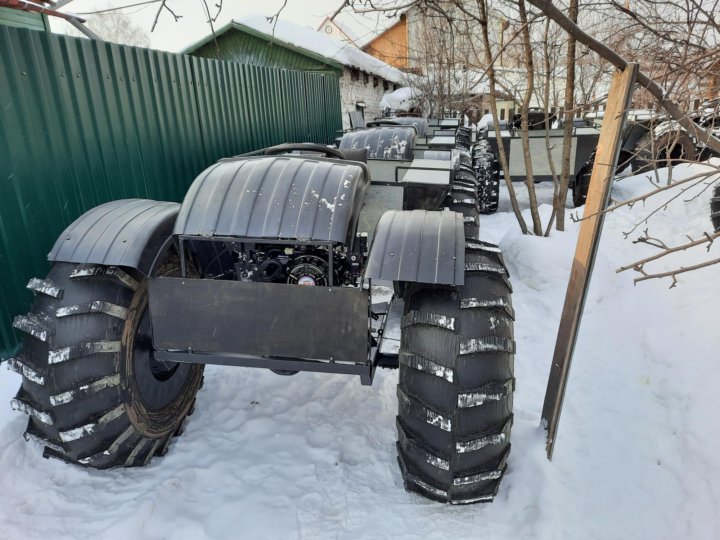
177 235 338 284
156 350 377 386
394 165 456 184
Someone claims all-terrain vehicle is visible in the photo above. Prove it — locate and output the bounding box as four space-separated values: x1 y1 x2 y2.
8 123 514 504
482 112 600 204
572 107 710 207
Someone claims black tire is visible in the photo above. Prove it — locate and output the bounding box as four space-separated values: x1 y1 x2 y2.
9 261 204 468
397 242 514 504
478 170 500 214
711 183 720 233
447 187 480 240
475 153 500 214
572 165 591 207
633 130 696 172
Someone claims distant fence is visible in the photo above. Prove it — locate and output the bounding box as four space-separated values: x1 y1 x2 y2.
0 26 342 358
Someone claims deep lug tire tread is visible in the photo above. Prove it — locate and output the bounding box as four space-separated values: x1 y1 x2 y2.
9 262 203 469
397 244 515 504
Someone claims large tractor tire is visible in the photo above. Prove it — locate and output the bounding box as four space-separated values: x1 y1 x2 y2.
447 172 481 240
478 169 500 214
396 242 515 504
9 259 204 468
633 130 696 172
711 183 720 233
572 165 592 208
475 151 500 214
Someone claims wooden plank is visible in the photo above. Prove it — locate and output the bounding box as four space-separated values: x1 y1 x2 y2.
541 64 638 459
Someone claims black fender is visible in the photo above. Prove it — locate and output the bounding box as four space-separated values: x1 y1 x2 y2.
48 199 179 275
173 156 369 244
339 126 416 160
365 210 465 285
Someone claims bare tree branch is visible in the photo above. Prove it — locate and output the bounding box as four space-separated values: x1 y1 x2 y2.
633 256 720 288
526 0 720 155
618 230 720 273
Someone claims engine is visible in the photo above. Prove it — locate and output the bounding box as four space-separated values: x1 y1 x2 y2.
233 244 362 287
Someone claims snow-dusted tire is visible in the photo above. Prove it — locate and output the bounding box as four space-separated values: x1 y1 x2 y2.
711 183 720 232
478 169 500 214
475 152 500 214
9 261 204 468
396 242 515 504
633 130 696 172
447 179 480 240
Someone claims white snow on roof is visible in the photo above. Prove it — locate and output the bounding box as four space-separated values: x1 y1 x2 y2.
237 15 405 84
333 19 359 42
380 87 421 111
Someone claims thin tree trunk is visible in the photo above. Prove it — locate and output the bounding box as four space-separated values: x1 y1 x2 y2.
479 0 529 234
542 17 560 236
555 0 578 232
518 0 543 235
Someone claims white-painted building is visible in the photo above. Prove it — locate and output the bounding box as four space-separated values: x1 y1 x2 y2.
316 16 358 47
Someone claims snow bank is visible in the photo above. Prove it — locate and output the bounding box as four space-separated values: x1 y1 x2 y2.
0 164 719 538
237 16 405 84
379 87 420 111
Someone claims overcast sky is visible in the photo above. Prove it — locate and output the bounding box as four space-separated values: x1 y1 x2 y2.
53 0 392 52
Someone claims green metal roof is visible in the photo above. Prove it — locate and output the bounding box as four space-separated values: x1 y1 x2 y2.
184 21 343 75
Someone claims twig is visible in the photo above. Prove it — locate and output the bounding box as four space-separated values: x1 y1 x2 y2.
200 0 222 55
617 230 720 273
579 168 720 220
266 0 288 35
150 0 181 32
329 0 349 22
633 256 720 288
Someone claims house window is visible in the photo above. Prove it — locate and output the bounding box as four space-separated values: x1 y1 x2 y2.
383 80 389 90
373 77 378 88
484 109 489 115
500 108 506 120
351 69 359 81
363 72 369 84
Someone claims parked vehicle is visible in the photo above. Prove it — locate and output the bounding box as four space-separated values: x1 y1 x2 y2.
9 124 515 505
571 103 720 207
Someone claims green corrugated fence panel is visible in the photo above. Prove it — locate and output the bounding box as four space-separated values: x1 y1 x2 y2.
0 27 342 358
0 7 46 31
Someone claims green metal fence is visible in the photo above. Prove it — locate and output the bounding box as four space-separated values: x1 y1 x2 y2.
0 27 342 359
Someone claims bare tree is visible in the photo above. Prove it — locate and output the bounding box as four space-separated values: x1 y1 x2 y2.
517 0 543 235
63 8 150 47
88 12 150 47
555 0 577 232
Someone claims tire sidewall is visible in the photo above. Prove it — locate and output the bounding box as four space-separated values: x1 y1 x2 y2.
120 275 204 439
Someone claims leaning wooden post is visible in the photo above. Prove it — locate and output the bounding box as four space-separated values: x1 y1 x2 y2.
541 63 638 459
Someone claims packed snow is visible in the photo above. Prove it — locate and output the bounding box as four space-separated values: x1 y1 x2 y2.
1 162 719 539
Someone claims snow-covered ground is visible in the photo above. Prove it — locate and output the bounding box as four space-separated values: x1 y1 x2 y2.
1 163 719 540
